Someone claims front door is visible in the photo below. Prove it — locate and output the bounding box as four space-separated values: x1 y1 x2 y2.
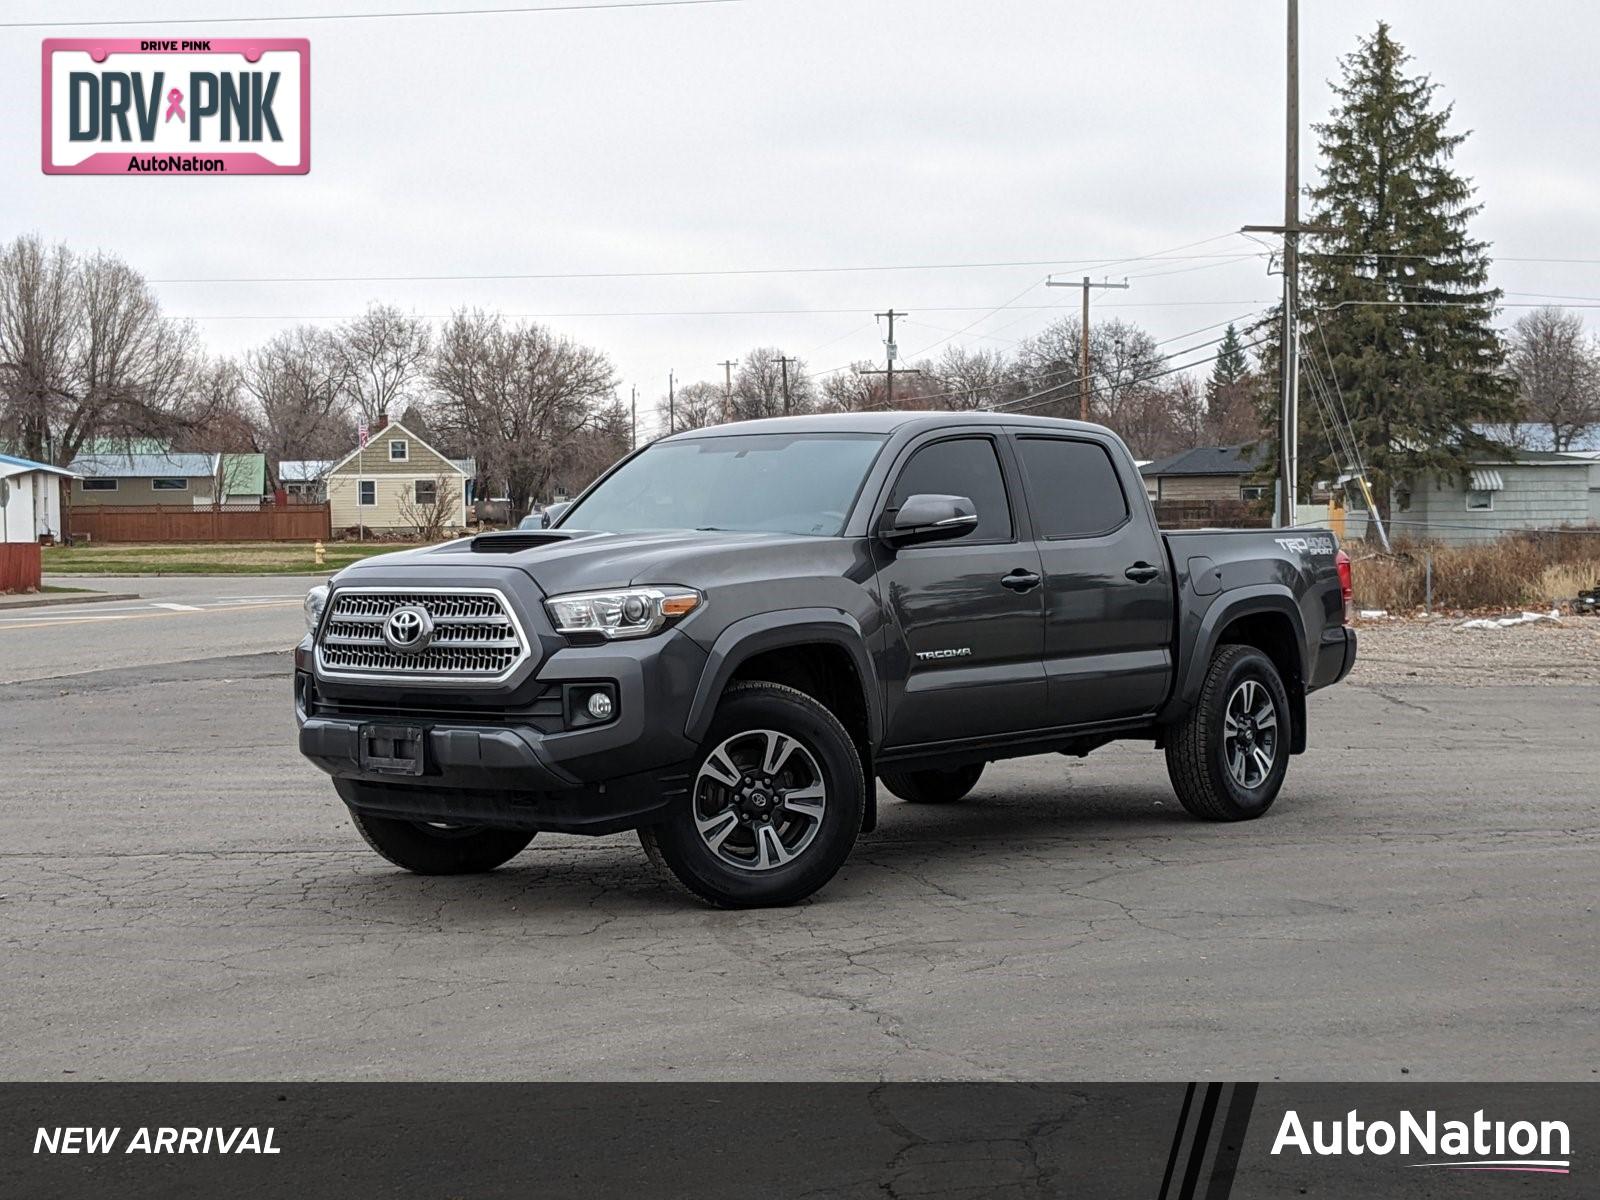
872 433 1047 748
1010 432 1175 725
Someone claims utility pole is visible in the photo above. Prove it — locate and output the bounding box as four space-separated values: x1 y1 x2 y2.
718 359 737 423
775 354 797 415
668 370 675 436
857 310 920 409
1043 276 1130 421
630 385 637 450
1244 0 1328 529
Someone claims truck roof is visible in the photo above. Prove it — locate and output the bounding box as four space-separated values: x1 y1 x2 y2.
662 410 1118 441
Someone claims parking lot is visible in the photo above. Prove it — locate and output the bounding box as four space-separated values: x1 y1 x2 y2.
2 588 1596 1081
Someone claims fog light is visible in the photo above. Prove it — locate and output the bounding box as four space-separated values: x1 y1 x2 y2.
586 691 615 720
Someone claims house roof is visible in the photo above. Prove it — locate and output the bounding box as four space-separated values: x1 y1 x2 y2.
323 421 466 478
1139 444 1262 477
0 452 78 479
218 452 266 495
68 452 217 479
1474 447 1595 466
278 459 333 482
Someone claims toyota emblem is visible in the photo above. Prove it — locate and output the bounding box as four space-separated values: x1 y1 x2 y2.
383 605 435 654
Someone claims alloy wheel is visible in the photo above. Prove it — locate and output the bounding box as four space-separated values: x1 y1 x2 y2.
692 729 827 871
1222 678 1279 789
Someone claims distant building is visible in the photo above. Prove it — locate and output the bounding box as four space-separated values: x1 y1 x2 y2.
66 452 219 506
278 459 334 503
1139 444 1269 503
217 452 269 508
323 418 468 534
1346 448 1600 544
0 453 77 592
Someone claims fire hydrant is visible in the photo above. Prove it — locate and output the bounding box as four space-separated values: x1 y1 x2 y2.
313 540 325 566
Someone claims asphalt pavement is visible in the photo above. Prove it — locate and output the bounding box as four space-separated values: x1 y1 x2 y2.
0 589 1595 1081
0 574 318 683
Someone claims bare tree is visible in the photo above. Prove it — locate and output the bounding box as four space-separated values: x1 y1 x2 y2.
817 362 886 413
731 347 816 419
0 236 76 462
0 237 200 465
656 380 723 434
429 309 617 516
334 303 433 427
1508 307 1600 450
1012 316 1166 429
928 345 1008 410
241 325 354 480
395 470 459 541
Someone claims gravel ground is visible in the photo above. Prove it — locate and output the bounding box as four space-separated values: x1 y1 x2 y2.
1352 614 1600 686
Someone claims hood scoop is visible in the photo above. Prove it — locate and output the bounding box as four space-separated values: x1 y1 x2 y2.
468 531 571 553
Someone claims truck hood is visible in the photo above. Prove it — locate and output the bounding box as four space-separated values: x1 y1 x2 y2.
334 528 837 596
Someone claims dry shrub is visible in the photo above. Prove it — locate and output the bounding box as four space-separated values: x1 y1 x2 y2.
1348 529 1600 613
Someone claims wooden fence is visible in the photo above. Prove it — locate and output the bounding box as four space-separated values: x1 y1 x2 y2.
1152 499 1272 530
68 504 332 543
1 542 42 592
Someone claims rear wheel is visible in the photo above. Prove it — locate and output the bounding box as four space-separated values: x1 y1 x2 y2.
880 763 985 804
1164 644 1291 821
349 810 535 874
640 682 864 907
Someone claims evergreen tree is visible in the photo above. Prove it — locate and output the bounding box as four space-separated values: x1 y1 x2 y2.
1297 22 1510 522
1203 323 1263 444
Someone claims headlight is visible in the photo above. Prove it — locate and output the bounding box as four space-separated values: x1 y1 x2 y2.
545 586 700 639
304 584 329 633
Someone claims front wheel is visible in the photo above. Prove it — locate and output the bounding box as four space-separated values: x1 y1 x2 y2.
1164 644 1292 821
349 810 535 874
640 682 865 907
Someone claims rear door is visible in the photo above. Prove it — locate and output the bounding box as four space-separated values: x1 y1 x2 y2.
1010 431 1175 725
871 431 1047 747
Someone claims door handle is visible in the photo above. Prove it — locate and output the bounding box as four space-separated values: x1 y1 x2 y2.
1001 570 1041 593
1124 562 1161 583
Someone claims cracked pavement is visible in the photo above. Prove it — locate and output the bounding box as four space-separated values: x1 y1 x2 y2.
1 650 1596 1081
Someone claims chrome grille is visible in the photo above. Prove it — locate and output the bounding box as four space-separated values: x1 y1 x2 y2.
315 587 531 683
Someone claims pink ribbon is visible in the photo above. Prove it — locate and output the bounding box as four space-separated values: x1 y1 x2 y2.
164 88 185 123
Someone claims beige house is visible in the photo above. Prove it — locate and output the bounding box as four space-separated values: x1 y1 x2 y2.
1139 445 1269 503
325 420 468 534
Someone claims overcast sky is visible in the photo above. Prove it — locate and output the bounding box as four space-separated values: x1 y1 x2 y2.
5 0 1599 439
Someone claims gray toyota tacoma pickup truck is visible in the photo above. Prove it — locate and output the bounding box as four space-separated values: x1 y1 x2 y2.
296 412 1355 907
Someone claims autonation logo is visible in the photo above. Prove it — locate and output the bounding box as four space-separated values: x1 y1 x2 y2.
1272 1109 1571 1175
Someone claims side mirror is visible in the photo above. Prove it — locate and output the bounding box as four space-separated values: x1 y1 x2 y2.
541 501 571 529
880 494 978 546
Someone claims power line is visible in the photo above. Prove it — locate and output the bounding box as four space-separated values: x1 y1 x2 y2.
166 299 1281 321
1 0 742 27
144 252 1270 286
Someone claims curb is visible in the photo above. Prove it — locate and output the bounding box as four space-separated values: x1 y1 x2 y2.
0 591 142 611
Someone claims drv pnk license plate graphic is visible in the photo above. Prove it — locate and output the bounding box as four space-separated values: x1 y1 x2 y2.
41 38 310 175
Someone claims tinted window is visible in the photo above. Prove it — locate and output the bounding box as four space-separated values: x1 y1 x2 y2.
1016 437 1128 538
890 437 1013 542
561 433 885 537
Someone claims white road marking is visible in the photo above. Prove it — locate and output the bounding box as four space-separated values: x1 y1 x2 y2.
151 602 203 611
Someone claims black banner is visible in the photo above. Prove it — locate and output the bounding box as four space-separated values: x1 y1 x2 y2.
6 1083 1593 1198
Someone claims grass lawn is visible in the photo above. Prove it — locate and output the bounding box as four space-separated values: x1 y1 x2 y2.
42 541 416 575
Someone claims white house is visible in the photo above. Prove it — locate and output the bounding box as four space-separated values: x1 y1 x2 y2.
0 453 77 593
1 453 75 542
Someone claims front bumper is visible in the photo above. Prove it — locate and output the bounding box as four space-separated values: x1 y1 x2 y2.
296 572 708 833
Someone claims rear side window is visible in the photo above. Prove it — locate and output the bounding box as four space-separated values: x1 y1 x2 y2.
1016 437 1129 538
890 436 1013 542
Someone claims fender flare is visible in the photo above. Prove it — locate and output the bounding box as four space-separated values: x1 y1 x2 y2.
684 608 883 748
1176 585 1309 710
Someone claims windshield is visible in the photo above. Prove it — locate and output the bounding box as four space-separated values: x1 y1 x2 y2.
559 432 886 537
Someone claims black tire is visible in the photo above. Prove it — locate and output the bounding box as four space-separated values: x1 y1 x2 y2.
1164 644 1292 821
880 763 985 804
639 681 865 908
349 810 535 875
